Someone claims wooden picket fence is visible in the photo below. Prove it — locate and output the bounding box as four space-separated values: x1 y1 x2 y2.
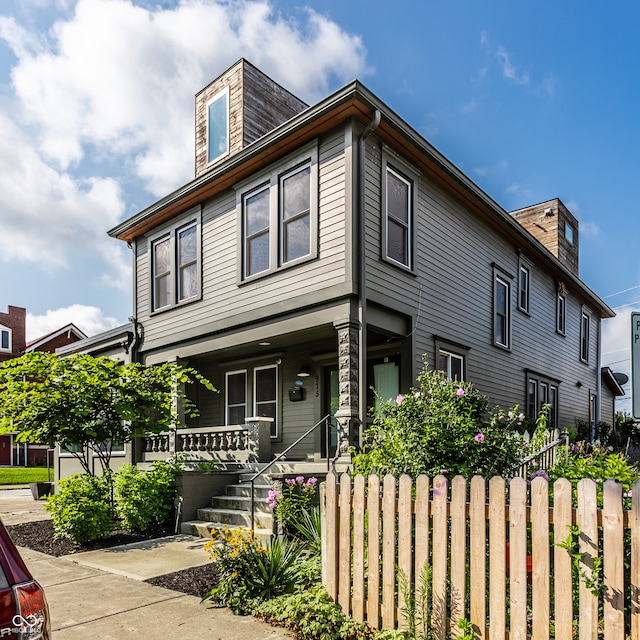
321 472 640 640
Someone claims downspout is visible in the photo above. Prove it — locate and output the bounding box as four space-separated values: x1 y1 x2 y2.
358 110 381 439
596 319 602 424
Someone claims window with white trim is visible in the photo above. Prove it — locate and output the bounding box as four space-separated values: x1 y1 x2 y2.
149 210 201 312
226 370 247 425
438 349 464 381
225 365 280 438
384 166 412 268
580 309 591 363
254 365 278 438
493 270 511 349
206 87 229 165
238 144 318 281
518 263 530 314
0 326 10 351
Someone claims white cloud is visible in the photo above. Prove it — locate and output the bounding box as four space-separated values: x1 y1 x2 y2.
0 111 124 269
0 0 370 294
2 0 369 196
27 304 121 341
496 46 530 87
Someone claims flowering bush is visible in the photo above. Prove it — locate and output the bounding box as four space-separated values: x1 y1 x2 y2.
352 363 529 480
203 526 303 614
268 476 318 538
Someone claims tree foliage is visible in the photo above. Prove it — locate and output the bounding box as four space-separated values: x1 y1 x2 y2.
0 351 216 474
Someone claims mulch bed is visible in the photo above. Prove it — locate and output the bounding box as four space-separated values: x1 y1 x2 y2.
7 519 219 599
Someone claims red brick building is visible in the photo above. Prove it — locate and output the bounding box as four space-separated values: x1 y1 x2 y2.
0 306 86 466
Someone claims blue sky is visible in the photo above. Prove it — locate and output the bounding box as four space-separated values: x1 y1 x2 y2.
0 0 638 410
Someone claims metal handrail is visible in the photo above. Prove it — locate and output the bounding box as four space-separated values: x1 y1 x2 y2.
245 414 332 532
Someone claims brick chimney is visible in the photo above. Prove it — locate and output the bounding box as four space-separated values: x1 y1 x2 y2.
194 59 307 178
510 198 579 276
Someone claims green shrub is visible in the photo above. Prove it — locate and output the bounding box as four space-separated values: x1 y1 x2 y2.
353 363 527 480
253 583 375 639
203 527 304 614
114 460 179 531
549 445 640 507
44 472 113 543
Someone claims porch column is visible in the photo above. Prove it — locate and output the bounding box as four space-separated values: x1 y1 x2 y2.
332 316 361 467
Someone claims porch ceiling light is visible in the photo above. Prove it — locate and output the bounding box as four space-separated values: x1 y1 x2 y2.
297 365 311 377
258 341 271 346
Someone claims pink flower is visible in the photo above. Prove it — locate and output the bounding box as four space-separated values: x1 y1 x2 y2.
518 413 525 423
456 388 465 397
440 469 449 474
266 490 278 508
474 433 485 443
396 394 404 404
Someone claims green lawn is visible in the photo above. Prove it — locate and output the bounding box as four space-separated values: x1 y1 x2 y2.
0 467 52 485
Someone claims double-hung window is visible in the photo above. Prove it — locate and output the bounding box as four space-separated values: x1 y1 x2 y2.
226 371 247 425
493 269 512 349
225 365 279 438
580 309 591 363
0 327 10 352
381 150 416 271
238 143 318 281
385 166 412 268
150 209 201 312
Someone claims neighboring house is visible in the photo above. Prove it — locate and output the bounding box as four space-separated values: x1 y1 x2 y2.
0 306 87 466
62 59 622 476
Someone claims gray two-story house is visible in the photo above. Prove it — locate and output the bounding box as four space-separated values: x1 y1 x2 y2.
59 59 619 480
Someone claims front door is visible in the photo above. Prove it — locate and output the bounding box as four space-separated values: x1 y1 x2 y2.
321 366 339 458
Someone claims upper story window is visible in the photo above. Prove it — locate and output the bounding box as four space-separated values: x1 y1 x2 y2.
518 263 530 314
564 220 575 246
580 309 591 363
556 291 566 335
207 87 229 164
0 326 10 351
237 143 318 282
384 166 412 268
150 209 201 312
493 268 512 350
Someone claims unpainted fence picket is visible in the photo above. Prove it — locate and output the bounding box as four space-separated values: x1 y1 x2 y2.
321 472 640 640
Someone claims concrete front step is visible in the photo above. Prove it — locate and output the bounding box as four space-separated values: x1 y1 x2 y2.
225 482 272 499
210 494 271 513
181 520 273 543
197 506 273 530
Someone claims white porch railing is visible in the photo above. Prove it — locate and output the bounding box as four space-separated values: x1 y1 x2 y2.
516 427 568 478
142 417 272 465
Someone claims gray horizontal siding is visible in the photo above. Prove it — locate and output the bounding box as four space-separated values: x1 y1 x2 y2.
137 129 351 348
364 138 601 429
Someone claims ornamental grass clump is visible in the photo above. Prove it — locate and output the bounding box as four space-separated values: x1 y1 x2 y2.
203 526 303 614
353 362 528 480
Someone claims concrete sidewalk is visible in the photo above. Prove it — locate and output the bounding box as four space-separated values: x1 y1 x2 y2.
1 489 292 639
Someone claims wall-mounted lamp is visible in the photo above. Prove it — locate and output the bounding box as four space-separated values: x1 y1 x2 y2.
297 365 311 377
